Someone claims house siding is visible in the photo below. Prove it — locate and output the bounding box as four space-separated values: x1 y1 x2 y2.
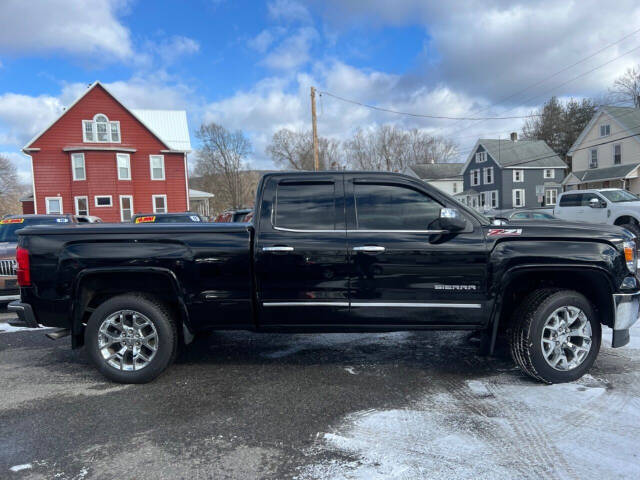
28 85 188 222
571 111 640 173
462 145 504 208
463 144 565 210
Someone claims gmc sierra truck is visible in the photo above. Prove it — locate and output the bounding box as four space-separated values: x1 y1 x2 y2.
8 172 640 384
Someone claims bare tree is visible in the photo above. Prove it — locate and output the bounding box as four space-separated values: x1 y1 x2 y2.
343 125 459 172
266 129 342 170
610 66 640 107
0 156 23 215
193 123 252 210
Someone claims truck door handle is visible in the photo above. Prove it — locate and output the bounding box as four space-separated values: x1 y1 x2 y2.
352 245 385 254
262 246 294 252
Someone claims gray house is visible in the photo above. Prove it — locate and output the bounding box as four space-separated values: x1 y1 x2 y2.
458 135 567 212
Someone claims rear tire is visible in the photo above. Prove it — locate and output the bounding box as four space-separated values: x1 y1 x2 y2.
509 289 601 384
85 294 178 383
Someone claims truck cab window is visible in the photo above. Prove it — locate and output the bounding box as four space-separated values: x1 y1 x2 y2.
354 183 442 230
275 182 336 230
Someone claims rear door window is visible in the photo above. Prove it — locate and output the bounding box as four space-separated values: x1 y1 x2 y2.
558 194 582 207
275 182 336 230
354 183 442 230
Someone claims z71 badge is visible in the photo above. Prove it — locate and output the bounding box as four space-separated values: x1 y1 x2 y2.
487 228 522 237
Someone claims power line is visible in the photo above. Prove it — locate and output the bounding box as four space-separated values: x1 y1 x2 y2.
318 90 543 121
439 27 640 137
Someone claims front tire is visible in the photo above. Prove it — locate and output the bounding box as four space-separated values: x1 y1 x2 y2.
85 294 178 383
510 289 601 384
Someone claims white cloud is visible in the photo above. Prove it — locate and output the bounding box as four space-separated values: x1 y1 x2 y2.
0 93 63 147
313 0 640 104
248 30 277 53
268 0 312 24
154 36 200 65
262 27 318 70
0 0 133 60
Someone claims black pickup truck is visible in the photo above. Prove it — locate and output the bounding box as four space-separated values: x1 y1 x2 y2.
9 171 640 384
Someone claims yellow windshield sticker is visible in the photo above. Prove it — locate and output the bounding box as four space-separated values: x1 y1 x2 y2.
0 218 25 224
135 216 156 224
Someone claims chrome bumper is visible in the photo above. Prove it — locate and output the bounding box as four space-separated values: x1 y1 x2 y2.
612 292 640 347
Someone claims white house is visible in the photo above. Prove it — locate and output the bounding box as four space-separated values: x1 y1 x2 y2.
565 106 640 192
404 163 464 196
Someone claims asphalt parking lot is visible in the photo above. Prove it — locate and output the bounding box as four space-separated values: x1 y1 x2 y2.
1 306 639 480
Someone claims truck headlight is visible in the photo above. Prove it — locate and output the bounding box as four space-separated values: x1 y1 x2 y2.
623 241 637 273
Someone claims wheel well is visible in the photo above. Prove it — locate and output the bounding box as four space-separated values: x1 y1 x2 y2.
613 215 638 227
73 271 187 347
497 269 614 332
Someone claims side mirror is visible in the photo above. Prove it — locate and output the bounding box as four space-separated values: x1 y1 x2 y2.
492 217 509 226
589 198 605 208
439 208 466 232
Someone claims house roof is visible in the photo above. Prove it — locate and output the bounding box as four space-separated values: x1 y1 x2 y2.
476 139 567 168
567 106 640 156
23 81 191 153
567 162 640 184
408 163 464 180
188 189 214 199
132 109 191 152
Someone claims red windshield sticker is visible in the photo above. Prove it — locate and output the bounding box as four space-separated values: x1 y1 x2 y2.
135 216 156 224
488 228 522 237
0 218 25 224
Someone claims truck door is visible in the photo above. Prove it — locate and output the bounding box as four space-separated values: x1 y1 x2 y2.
345 174 489 327
254 174 350 326
580 192 609 223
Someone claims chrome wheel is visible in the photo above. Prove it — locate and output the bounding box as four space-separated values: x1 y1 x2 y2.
97 310 158 371
541 306 592 371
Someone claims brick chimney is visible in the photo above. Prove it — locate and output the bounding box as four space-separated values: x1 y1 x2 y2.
510 132 518 142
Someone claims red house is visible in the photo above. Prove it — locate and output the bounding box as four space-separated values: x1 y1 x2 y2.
21 81 191 222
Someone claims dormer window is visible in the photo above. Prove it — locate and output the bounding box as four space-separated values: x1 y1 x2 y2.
600 124 610 137
82 114 121 143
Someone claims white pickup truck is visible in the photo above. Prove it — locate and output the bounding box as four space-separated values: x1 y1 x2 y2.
554 188 640 238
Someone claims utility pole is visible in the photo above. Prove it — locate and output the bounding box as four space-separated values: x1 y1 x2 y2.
310 86 319 171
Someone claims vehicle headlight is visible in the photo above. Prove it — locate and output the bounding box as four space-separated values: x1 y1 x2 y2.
623 240 637 273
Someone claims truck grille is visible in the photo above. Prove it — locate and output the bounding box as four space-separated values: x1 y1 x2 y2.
0 259 17 277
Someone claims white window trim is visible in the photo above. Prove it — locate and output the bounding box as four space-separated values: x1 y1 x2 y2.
45 196 63 214
490 190 499 209
116 153 131 180
81 114 121 143
152 194 167 213
543 169 555 179
475 151 487 163
150 155 165 180
74 196 89 216
119 195 134 222
600 124 611 137
483 167 494 185
94 195 113 207
71 153 86 181
589 148 598 169
512 169 524 183
513 189 525 208
545 189 557 206
613 143 622 165
470 169 480 186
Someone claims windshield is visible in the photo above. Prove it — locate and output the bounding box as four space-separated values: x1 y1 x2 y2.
599 190 640 203
0 217 69 242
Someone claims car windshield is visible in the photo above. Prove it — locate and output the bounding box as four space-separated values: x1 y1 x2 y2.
0 217 68 242
599 190 640 203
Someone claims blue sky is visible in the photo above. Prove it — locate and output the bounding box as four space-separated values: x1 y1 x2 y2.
1 0 640 183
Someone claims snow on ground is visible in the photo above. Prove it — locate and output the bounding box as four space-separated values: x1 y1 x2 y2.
298 323 640 480
0 322 43 333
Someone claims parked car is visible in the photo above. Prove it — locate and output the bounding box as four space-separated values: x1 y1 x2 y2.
0 214 86 303
497 209 557 221
76 215 103 223
554 189 640 238
131 212 203 224
9 172 640 385
214 208 252 223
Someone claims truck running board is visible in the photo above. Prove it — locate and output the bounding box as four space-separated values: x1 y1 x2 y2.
46 328 71 340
